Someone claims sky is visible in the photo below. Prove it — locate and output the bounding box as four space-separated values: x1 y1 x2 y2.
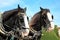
0 0 60 26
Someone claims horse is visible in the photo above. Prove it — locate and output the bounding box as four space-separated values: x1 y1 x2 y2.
29 7 54 40
0 5 30 40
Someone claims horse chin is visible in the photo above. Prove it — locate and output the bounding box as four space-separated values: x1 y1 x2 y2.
46 27 53 32
46 22 54 32
21 29 29 38
46 25 54 32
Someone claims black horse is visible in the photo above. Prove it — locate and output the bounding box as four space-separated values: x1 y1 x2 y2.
0 5 29 40
29 7 54 40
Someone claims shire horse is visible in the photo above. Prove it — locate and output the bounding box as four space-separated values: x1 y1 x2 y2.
0 5 29 40
29 7 54 40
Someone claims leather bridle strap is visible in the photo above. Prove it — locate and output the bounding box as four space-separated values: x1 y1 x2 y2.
18 18 29 30
4 24 16 32
22 27 29 29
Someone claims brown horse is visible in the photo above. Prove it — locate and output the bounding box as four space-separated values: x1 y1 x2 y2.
29 7 54 40
0 5 29 40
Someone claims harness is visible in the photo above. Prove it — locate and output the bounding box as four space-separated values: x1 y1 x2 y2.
0 14 29 40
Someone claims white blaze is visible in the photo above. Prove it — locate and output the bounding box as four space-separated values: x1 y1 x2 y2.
22 14 29 37
47 12 52 21
47 12 54 30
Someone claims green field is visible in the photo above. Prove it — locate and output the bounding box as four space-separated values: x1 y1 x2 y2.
41 27 60 40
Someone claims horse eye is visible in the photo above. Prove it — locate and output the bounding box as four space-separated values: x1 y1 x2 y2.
52 15 54 19
19 16 24 22
42 15 46 19
20 16 23 19
20 19 24 22
19 15 23 19
44 14 47 19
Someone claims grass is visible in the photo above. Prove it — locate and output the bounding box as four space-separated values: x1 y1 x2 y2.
41 27 60 40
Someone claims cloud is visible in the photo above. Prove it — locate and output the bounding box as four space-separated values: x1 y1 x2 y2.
0 0 19 8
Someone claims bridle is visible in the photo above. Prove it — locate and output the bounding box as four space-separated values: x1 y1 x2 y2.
41 13 54 28
3 16 29 32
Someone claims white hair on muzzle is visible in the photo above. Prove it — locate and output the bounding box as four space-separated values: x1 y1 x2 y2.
47 12 54 30
21 13 29 37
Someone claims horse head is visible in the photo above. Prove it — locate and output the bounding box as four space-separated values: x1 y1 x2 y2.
17 5 29 37
2 4 29 38
40 7 54 31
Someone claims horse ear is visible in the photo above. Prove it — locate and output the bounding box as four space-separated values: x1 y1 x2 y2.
18 4 20 9
18 4 21 12
24 7 27 11
40 7 43 10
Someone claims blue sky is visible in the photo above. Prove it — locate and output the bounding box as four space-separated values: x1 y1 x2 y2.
0 0 60 26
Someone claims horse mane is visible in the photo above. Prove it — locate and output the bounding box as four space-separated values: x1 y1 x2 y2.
2 4 26 22
2 8 18 22
2 8 25 22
